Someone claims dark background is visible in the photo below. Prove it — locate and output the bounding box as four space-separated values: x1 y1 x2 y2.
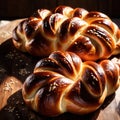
0 0 120 20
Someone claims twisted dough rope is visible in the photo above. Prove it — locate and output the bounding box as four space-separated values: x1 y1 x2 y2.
12 5 120 61
22 51 120 116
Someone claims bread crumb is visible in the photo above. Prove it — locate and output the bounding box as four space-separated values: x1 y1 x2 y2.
5 51 14 59
0 67 6 74
18 68 30 76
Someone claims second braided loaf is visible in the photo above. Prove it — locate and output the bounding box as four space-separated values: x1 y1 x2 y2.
22 51 120 116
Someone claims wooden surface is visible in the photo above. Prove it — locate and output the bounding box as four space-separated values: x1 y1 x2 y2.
0 20 120 120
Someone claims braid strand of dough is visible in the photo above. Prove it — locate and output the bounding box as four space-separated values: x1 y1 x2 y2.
12 5 120 61
22 51 120 116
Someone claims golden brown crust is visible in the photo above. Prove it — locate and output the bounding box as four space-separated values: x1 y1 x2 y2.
12 5 120 61
22 51 120 116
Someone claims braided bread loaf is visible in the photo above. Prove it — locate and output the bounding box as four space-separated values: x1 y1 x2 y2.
22 51 120 116
12 5 120 61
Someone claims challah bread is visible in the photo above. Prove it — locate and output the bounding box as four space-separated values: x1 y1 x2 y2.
12 5 120 61
22 51 120 116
